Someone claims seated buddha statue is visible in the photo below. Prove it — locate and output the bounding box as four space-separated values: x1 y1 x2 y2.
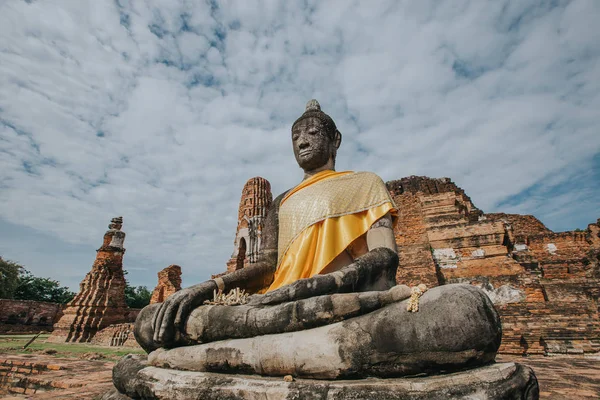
133 100 502 379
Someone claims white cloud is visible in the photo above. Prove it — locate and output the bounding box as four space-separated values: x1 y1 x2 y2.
0 0 599 290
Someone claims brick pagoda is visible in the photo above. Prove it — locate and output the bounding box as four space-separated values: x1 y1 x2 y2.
225 177 273 273
48 217 132 343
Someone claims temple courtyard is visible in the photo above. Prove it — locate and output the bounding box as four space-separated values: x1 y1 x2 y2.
0 335 597 399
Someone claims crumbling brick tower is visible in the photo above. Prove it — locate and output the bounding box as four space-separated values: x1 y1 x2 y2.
150 265 182 304
48 217 131 343
226 177 273 273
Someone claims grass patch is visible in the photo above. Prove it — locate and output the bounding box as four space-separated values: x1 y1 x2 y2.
0 334 144 361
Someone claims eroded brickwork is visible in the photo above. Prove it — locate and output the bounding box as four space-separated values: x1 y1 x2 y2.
48 217 133 343
387 177 600 356
150 265 182 304
90 323 140 348
0 300 63 333
226 177 273 272
391 193 438 287
485 213 552 240
225 176 600 356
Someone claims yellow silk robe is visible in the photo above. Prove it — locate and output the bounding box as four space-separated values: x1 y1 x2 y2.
267 170 396 291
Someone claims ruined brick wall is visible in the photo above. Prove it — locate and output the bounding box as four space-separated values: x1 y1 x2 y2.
226 177 273 272
0 300 64 333
485 213 552 239
391 193 438 287
387 177 599 355
48 217 132 343
588 219 600 247
150 265 182 304
387 176 482 222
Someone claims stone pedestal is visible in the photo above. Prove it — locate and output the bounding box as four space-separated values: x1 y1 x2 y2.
103 355 538 400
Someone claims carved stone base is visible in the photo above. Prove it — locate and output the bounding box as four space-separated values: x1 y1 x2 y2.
104 355 539 400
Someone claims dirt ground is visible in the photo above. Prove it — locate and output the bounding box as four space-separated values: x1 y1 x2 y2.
0 352 598 399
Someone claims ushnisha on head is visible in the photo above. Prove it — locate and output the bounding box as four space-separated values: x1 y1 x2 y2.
291 100 342 173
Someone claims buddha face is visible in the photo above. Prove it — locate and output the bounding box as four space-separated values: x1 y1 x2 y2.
292 117 335 171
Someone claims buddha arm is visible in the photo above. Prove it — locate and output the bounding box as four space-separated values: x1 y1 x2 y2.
224 211 395 296
248 214 399 307
366 213 398 253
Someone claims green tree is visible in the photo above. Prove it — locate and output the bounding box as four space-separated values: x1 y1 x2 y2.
0 257 22 299
125 284 152 309
14 269 75 304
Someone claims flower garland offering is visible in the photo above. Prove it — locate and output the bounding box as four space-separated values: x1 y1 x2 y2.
407 284 428 312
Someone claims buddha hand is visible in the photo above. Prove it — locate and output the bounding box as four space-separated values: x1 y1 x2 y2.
151 280 216 347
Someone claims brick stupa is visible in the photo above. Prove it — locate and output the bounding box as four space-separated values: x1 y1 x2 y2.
225 177 272 273
48 217 131 343
150 265 182 304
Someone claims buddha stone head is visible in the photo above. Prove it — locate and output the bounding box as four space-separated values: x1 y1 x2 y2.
292 100 342 172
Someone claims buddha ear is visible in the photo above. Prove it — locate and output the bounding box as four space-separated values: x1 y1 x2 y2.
334 129 342 150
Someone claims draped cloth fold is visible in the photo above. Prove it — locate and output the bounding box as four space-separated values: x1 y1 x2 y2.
267 170 396 292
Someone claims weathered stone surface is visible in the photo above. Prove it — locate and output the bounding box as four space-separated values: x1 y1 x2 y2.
185 286 411 343
48 217 134 343
105 355 538 400
112 354 149 397
149 284 500 379
150 265 182 304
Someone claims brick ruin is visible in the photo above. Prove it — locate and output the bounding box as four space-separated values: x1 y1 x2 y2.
225 176 600 356
90 323 140 348
224 177 273 273
48 217 134 343
150 265 182 304
387 176 600 355
0 300 64 333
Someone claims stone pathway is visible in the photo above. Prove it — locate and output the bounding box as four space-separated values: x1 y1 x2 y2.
498 354 600 399
0 353 598 399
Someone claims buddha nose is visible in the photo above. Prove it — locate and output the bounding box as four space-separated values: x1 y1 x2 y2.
298 138 310 149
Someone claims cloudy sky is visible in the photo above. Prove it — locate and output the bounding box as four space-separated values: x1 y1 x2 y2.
1 0 599 291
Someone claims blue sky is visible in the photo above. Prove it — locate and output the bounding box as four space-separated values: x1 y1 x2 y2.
1 0 599 291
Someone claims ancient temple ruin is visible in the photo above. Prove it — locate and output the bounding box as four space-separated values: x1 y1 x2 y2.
225 176 600 356
225 177 272 273
48 217 133 343
150 265 182 304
